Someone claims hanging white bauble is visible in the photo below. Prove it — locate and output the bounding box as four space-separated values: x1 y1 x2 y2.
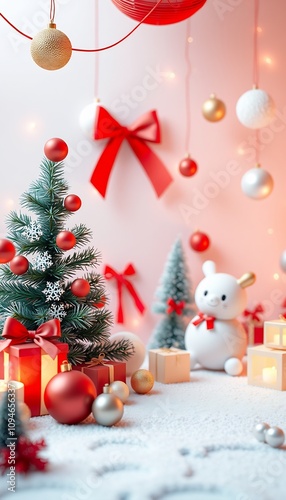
236 88 275 129
279 250 286 273
79 99 100 139
241 166 273 199
110 331 146 377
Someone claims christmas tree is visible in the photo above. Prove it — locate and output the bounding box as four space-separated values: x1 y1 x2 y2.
149 238 195 349
0 139 133 364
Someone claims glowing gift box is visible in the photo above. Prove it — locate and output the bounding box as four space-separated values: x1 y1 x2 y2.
73 355 126 395
148 348 191 384
0 317 68 416
247 345 286 391
263 319 286 350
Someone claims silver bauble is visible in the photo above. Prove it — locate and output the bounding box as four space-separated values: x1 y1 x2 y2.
241 167 273 200
109 380 130 404
265 426 285 448
253 422 270 442
92 384 124 426
279 250 286 273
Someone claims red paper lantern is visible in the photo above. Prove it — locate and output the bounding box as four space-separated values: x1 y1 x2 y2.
0 239 16 264
44 362 97 424
64 194 82 212
179 156 198 177
56 231 76 251
190 230 210 252
111 0 207 25
71 278 90 297
10 255 29 275
44 138 68 162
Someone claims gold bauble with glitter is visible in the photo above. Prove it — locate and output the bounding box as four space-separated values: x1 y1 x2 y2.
131 369 154 394
30 23 72 70
202 94 226 122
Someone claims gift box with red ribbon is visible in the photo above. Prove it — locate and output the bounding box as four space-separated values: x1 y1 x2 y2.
242 304 264 346
149 348 191 384
0 317 69 417
73 354 126 395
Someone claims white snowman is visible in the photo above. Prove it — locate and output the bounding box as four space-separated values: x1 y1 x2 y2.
185 260 256 376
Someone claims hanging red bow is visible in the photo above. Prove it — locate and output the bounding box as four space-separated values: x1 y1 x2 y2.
0 317 62 359
243 304 264 322
166 298 185 315
191 312 215 330
90 106 173 198
104 264 145 324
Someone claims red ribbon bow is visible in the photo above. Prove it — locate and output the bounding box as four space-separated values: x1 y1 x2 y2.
192 312 215 330
90 106 173 198
104 264 145 324
166 298 185 315
0 317 62 359
243 304 264 322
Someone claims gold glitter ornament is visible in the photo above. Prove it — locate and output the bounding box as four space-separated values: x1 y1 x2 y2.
202 94 226 122
30 23 72 71
131 369 154 394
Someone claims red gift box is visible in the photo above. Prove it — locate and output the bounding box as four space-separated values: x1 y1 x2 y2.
243 321 264 345
0 342 69 417
73 359 126 395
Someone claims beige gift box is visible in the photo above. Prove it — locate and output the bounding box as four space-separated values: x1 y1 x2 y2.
148 348 191 384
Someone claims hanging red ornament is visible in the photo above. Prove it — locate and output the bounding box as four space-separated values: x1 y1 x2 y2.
56 231 76 251
0 239 16 264
178 155 198 177
94 295 106 308
44 138 68 162
111 0 207 25
71 278 90 297
9 255 29 275
44 361 97 424
64 194 82 212
190 230 210 252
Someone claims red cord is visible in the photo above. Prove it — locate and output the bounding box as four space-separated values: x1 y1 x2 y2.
0 0 164 52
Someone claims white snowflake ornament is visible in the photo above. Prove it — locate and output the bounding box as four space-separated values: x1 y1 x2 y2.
48 303 67 321
35 251 53 271
43 281 64 301
23 220 43 242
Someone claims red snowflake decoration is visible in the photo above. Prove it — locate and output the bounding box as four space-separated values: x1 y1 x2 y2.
0 436 49 474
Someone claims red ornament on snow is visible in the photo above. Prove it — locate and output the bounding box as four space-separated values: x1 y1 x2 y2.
56 231 76 251
71 278 90 297
44 138 68 162
64 194 82 212
9 255 29 275
44 361 97 424
190 230 210 252
179 156 198 177
0 239 16 264
111 0 207 25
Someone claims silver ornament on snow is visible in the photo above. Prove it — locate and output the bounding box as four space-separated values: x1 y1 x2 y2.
92 384 124 426
253 422 270 442
241 166 273 200
236 88 275 129
265 426 285 448
279 250 286 273
109 380 130 404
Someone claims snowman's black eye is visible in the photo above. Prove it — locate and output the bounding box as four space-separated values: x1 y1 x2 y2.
204 290 208 296
221 294 226 301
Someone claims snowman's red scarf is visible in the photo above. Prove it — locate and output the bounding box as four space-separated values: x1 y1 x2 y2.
191 312 216 330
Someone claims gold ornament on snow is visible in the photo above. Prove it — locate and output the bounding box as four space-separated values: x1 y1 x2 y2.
202 94 226 122
131 369 154 394
30 22 72 70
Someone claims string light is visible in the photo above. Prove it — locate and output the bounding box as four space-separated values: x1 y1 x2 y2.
273 273 280 281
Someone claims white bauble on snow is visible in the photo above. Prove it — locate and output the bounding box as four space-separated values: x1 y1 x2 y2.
79 100 100 139
110 331 146 376
236 88 275 129
241 167 273 199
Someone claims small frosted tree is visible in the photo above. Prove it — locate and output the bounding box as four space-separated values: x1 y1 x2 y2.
149 238 195 349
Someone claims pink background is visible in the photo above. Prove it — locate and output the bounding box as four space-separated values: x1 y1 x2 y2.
1 0 286 344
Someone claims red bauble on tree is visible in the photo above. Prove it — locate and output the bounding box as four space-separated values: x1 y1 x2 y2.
44 138 68 162
71 278 90 297
190 230 210 252
0 238 16 264
64 194 82 212
179 155 198 177
44 361 97 424
9 255 29 275
94 295 106 309
56 231 76 251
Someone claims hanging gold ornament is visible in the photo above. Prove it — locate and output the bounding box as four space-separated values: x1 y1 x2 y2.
30 22 72 71
202 94 226 122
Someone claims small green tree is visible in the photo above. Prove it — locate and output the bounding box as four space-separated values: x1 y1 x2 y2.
0 146 133 364
149 238 195 349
